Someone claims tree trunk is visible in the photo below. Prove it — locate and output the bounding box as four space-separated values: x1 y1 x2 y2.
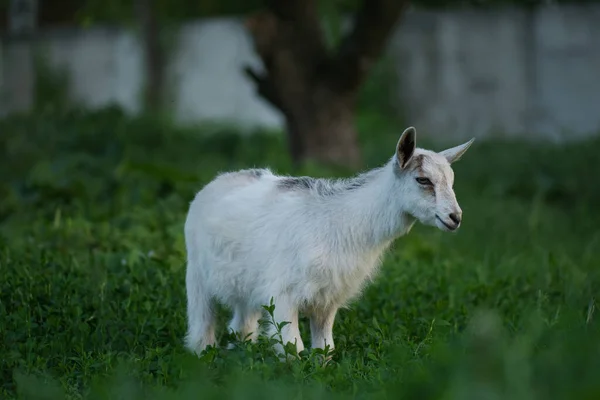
287 89 361 168
135 0 164 111
244 0 409 169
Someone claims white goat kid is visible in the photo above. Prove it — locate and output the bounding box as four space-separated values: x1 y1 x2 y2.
183 126 474 356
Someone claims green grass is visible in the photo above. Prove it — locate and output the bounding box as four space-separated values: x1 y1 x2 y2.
1 107 600 400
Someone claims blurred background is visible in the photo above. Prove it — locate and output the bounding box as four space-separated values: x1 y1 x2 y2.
1 1 600 399
2 0 600 162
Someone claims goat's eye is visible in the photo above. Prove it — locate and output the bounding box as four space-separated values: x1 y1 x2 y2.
416 177 432 185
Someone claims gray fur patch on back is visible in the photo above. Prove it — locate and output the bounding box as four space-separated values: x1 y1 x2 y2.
244 168 268 178
236 168 269 178
277 168 381 197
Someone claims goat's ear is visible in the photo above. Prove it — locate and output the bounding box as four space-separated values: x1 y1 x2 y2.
396 127 416 169
440 138 475 164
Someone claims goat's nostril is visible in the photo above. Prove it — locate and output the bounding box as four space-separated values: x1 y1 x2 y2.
449 213 461 225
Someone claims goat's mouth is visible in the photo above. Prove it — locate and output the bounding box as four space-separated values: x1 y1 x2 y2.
436 215 458 231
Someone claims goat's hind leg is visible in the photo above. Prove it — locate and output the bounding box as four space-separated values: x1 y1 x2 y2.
227 305 262 348
184 262 216 355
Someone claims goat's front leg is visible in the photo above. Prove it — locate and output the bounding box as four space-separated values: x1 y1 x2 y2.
267 297 304 356
310 306 338 356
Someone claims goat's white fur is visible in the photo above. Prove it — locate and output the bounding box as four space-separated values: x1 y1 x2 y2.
183 127 474 356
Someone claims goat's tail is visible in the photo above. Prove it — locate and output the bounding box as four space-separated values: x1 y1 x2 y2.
184 256 216 355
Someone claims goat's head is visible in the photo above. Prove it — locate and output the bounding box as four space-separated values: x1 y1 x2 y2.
394 126 474 232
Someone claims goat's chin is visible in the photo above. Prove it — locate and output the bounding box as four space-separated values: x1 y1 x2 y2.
436 222 453 232
416 216 442 230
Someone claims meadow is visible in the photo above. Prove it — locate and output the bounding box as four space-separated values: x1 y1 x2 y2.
1 107 600 399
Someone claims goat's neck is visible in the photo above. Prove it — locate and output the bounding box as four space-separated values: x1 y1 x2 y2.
329 161 415 249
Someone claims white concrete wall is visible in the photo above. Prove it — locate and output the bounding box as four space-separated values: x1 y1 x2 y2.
390 5 600 142
1 6 600 141
166 19 283 129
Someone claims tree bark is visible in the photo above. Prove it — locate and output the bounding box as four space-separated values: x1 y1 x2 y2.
244 0 409 169
285 87 361 169
135 0 164 111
